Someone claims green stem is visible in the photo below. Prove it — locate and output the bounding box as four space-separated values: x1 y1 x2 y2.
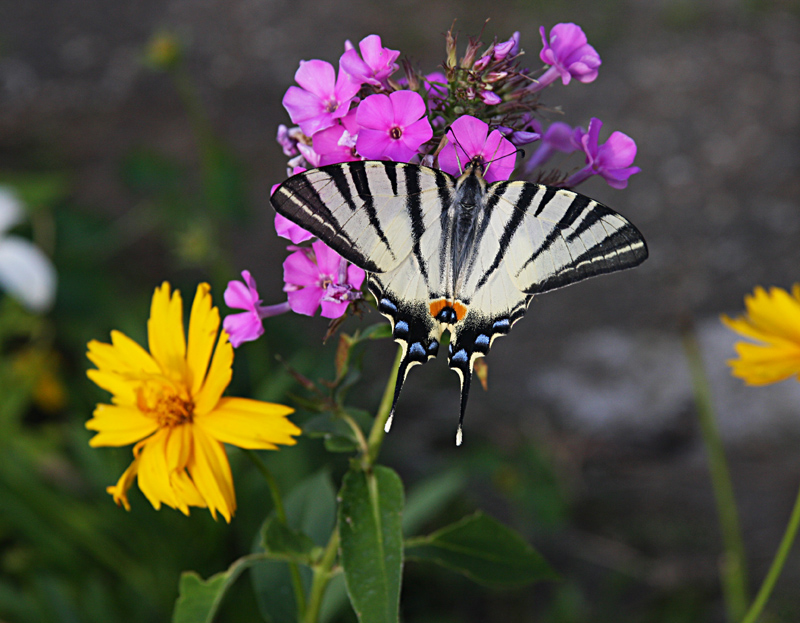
365 346 403 467
304 528 340 623
302 344 401 622
740 481 800 623
243 450 307 618
683 329 749 622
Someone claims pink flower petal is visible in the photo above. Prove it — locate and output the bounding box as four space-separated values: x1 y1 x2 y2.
294 60 335 99
224 278 256 310
356 93 394 131
287 286 324 316
275 213 314 243
389 90 426 127
283 250 322 287
222 311 264 347
312 240 344 276
319 298 349 318
346 264 366 289
356 128 390 160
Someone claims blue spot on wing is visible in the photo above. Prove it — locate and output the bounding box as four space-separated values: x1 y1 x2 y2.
410 342 426 357
452 349 468 363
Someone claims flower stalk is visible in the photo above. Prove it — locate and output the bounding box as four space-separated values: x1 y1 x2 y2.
242 449 307 618
683 327 750 622
740 480 800 623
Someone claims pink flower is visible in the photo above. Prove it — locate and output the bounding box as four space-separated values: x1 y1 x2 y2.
282 59 361 136
438 115 517 183
529 23 601 92
355 91 433 162
223 271 291 347
566 118 641 189
523 121 581 173
283 241 365 318
340 34 400 88
312 109 362 166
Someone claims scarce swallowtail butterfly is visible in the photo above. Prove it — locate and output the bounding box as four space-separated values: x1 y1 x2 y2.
271 158 648 445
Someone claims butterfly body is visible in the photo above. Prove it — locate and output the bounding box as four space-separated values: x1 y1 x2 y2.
271 160 647 444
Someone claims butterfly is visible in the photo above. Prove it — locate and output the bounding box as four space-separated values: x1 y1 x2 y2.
271 159 648 444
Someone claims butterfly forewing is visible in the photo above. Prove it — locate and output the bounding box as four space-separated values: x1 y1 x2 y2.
272 161 455 274
489 182 647 294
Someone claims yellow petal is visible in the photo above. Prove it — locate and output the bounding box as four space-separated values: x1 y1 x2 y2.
165 423 193 471
743 286 800 344
197 397 299 449
193 331 233 416
86 404 159 447
147 282 188 384
171 468 207 509
186 283 220 397
86 369 137 406
106 454 141 511
137 428 183 513
728 341 800 385
188 425 236 522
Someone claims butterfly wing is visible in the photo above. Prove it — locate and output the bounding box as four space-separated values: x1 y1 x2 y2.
271 161 455 274
271 161 459 427
444 181 648 442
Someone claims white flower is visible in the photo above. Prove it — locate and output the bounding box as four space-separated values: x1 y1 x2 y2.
0 187 57 312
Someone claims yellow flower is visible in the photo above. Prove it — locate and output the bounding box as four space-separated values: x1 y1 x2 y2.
86 282 300 521
721 284 800 385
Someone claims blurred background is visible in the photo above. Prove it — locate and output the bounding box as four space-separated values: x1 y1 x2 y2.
1 0 800 621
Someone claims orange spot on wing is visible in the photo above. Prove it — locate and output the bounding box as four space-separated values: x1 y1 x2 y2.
429 299 447 318
428 298 469 322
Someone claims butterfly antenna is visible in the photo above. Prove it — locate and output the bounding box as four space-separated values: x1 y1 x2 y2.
483 133 518 177
444 125 471 174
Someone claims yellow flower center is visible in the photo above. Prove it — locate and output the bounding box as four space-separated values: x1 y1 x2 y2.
136 381 194 428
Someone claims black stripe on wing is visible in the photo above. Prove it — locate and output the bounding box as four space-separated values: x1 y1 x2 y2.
474 183 540 290
517 189 648 295
271 166 384 272
403 166 429 282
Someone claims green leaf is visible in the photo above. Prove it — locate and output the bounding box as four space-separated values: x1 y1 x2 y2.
404 512 558 588
362 323 392 340
173 571 228 623
402 468 467 536
173 556 258 623
261 516 318 564
339 465 404 623
251 470 338 623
